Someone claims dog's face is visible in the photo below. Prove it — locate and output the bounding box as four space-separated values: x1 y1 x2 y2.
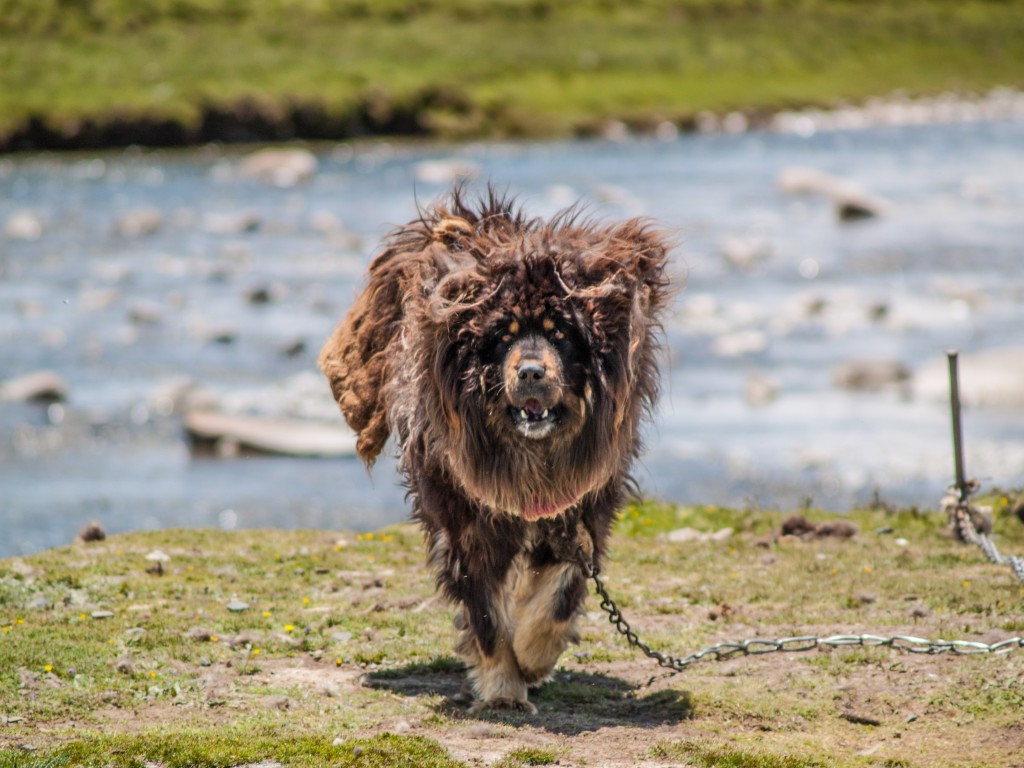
481 312 591 443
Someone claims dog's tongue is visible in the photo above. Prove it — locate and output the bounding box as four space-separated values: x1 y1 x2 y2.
521 494 576 522
524 398 545 417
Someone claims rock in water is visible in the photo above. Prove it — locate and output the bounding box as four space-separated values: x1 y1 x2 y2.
5 210 44 241
0 371 69 403
778 166 888 221
239 148 318 187
184 410 358 458
114 207 163 237
832 359 910 391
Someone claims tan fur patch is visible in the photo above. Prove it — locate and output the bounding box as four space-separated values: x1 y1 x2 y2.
508 319 520 335
542 317 555 331
431 216 473 243
511 563 579 685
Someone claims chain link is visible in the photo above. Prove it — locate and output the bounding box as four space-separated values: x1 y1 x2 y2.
579 502 1024 673
947 494 1024 584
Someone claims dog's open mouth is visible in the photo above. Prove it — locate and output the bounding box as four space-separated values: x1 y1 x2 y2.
508 398 562 438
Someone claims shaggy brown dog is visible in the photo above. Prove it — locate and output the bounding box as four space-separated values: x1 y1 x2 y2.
319 188 671 713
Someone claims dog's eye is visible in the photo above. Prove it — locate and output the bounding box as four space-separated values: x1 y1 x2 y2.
500 334 513 344
551 328 566 342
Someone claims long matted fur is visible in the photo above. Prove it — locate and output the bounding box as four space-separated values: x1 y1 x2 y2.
320 187 671 712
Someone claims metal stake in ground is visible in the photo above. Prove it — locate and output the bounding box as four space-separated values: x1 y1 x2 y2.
945 350 983 534
944 350 1024 581
947 350 969 501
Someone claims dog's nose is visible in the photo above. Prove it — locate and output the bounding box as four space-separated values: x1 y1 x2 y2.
517 361 546 382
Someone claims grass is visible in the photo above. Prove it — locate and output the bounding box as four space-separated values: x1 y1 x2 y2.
492 746 561 767
2 494 1023 766
1 1 1023 148
0 732 465 768
650 739 835 768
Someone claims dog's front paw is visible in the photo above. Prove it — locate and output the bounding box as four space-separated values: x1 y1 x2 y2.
469 697 538 716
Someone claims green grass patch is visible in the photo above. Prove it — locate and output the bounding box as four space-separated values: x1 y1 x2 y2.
493 746 561 767
0 732 466 768
1 1 1023 146
651 739 832 768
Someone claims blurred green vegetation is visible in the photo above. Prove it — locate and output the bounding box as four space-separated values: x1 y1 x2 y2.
1 1 1023 147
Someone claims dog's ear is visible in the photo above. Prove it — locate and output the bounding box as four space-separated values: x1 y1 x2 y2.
610 219 672 308
319 214 482 464
318 246 410 466
599 219 672 430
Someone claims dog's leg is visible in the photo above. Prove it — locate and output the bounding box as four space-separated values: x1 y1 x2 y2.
511 560 586 688
428 523 535 713
455 595 536 714
509 519 591 688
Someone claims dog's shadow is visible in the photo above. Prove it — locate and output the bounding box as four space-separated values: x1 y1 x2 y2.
364 657 693 734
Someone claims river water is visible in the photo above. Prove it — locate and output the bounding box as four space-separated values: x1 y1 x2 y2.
2 118 1023 557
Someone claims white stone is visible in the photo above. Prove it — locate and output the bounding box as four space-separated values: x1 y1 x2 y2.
718 235 772 270
5 210 44 241
184 410 358 457
0 371 69 403
114 207 163 238
777 166 887 220
239 147 318 187
412 158 480 185
711 330 769 358
832 359 910 391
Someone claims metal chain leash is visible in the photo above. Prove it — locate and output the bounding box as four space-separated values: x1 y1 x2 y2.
948 495 1024 584
579 552 1024 674
580 350 1024 673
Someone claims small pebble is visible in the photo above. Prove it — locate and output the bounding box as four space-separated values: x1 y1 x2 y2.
91 610 114 619
77 521 106 543
186 626 214 641
227 600 250 613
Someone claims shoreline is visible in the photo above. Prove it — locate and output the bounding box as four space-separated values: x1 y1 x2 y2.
3 87 1023 156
